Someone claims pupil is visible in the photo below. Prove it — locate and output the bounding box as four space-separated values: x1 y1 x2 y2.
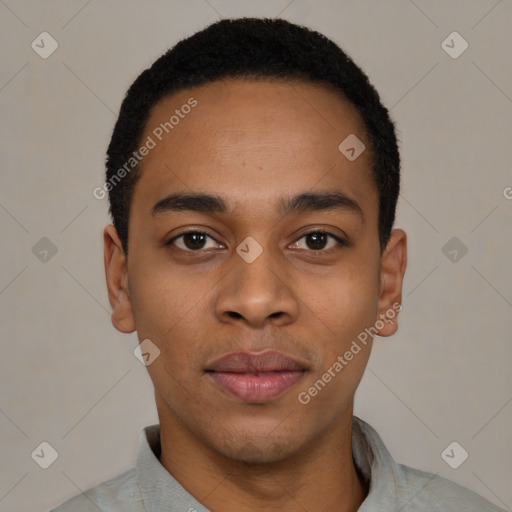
307 232 327 250
185 233 206 250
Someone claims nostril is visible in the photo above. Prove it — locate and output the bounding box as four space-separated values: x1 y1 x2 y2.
227 311 243 319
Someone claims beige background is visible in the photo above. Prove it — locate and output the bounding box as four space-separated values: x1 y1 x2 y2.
1 1 511 511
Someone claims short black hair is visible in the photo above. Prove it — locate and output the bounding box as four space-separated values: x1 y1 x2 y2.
106 17 400 256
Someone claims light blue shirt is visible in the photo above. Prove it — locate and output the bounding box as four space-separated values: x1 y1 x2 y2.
51 416 506 511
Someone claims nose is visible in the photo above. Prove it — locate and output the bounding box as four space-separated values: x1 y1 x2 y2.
214 243 299 328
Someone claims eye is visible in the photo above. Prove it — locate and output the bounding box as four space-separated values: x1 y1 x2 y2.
289 230 345 252
167 230 222 251
166 229 346 253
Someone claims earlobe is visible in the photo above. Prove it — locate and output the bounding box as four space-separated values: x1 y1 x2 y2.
375 229 407 337
103 224 136 333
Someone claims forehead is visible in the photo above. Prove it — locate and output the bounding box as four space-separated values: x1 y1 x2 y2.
132 79 376 219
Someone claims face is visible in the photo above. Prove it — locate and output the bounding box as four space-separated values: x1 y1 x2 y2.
104 79 406 464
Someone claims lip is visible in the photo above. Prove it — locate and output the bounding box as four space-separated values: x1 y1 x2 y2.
205 350 308 403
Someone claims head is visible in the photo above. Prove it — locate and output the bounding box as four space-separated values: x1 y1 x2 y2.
103 18 406 464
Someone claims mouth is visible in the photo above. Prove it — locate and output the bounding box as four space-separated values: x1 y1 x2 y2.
205 350 308 403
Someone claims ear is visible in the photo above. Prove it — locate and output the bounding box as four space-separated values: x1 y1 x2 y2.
103 224 136 333
375 229 407 337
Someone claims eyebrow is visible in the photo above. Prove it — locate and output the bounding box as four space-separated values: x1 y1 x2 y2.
151 190 364 220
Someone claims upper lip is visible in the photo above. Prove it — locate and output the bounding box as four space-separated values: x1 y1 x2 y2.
205 350 308 373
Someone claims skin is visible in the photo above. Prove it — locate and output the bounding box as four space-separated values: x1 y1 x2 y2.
104 78 407 512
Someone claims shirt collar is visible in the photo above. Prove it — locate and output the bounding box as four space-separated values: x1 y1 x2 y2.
136 423 211 512
351 416 409 510
136 416 407 511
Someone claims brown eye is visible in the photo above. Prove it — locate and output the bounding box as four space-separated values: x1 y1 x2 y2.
168 231 220 251
290 231 344 251
305 232 328 250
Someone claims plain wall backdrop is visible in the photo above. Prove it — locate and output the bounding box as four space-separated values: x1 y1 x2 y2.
0 1 511 511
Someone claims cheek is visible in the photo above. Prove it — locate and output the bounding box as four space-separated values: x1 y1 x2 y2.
130 274 206 398
294 259 380 348
128 266 215 382
295 268 378 411
129 257 208 335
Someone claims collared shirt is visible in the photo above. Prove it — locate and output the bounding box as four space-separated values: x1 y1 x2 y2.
51 416 506 511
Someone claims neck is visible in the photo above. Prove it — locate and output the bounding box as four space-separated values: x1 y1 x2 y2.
157 402 368 512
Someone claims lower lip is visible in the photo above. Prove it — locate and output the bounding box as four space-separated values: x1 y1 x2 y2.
207 371 305 402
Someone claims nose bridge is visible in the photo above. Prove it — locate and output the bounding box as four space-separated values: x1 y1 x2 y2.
215 236 298 326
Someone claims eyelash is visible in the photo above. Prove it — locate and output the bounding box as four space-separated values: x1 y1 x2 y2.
166 229 346 254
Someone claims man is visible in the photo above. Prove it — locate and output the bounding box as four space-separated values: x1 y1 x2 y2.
53 17 505 512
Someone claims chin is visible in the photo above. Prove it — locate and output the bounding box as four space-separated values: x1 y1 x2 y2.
210 426 307 466
219 440 295 466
